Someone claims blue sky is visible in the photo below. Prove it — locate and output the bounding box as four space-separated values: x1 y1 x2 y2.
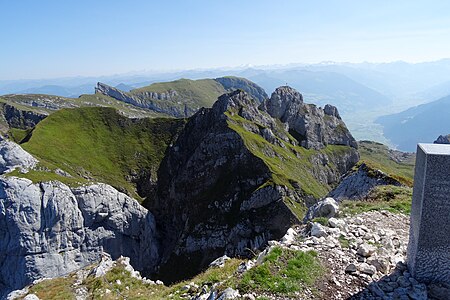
2 0 450 79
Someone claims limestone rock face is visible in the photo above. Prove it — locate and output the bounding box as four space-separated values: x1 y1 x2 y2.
0 140 38 173
262 86 357 150
96 82 151 109
0 177 159 296
2 104 47 131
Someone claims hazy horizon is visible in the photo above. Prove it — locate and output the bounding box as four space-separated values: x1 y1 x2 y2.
3 58 450 82
2 0 450 80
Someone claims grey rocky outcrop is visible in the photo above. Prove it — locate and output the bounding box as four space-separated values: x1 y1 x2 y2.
96 81 174 107
0 140 38 173
434 134 450 144
0 176 159 296
0 94 76 112
329 163 402 201
261 85 304 120
261 86 358 150
96 82 191 117
1 103 47 130
160 210 413 300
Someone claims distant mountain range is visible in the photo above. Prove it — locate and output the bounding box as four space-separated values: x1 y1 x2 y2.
5 59 450 105
18 84 95 98
376 95 450 151
4 59 450 147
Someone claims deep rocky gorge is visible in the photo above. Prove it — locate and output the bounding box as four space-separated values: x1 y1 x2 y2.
0 86 362 296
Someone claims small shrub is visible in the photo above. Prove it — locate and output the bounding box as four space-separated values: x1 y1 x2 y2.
312 217 329 226
338 234 350 248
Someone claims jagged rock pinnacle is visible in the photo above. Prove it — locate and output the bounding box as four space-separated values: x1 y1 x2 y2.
263 86 304 120
261 85 357 149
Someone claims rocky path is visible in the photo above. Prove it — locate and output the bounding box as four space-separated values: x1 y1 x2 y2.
241 210 448 300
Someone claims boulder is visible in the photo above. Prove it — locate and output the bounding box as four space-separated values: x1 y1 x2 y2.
209 255 230 268
91 253 114 278
311 223 328 238
345 263 357 273
218 287 240 299
304 197 339 221
0 140 38 173
359 263 377 275
357 243 377 257
281 228 297 245
328 217 346 229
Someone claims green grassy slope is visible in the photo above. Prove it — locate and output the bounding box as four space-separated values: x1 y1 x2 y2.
225 112 356 218
336 141 416 216
14 107 185 199
131 78 227 108
341 185 412 215
357 140 415 186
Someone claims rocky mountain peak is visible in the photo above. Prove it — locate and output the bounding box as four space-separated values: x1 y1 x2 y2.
273 86 304 103
262 86 303 120
261 86 357 150
95 82 117 95
150 86 359 283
